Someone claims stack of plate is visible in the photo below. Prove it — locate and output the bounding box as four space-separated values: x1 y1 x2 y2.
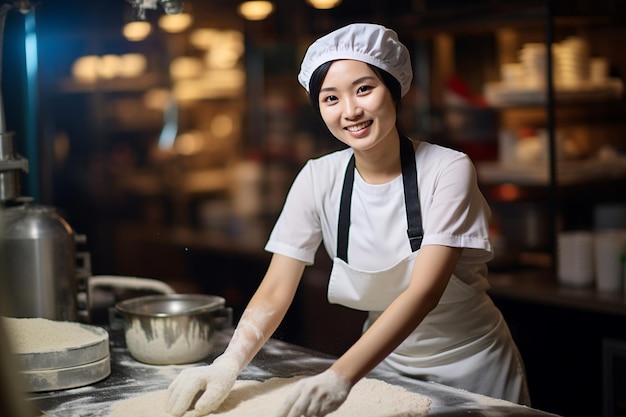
554 36 590 87
519 42 549 87
14 322 111 392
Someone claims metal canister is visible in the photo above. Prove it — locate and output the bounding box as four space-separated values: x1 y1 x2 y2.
2 203 77 320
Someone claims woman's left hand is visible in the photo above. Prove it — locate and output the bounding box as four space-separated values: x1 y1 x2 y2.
277 369 352 417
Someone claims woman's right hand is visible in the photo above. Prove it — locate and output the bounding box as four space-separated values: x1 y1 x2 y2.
165 355 240 417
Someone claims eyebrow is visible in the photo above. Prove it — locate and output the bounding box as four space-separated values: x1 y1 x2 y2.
319 75 378 93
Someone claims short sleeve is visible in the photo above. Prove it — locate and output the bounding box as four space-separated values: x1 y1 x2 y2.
264 161 324 265
419 151 493 263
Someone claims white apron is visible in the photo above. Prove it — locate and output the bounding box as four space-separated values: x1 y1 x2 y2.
328 136 530 405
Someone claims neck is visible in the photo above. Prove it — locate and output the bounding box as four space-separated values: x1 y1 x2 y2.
353 131 405 184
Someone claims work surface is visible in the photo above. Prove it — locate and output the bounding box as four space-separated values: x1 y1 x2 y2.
30 329 559 417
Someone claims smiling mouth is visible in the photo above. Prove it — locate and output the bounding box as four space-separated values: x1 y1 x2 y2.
345 121 373 132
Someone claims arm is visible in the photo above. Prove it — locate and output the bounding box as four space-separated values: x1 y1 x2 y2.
220 253 306 369
279 244 461 417
331 244 462 383
166 254 306 417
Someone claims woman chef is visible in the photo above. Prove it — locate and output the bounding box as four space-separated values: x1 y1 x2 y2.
166 23 530 417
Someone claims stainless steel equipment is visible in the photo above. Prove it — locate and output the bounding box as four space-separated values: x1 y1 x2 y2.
126 0 184 20
116 294 231 365
3 203 78 320
10 320 111 392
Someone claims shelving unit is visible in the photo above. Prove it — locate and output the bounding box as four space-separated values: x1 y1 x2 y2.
404 0 626 271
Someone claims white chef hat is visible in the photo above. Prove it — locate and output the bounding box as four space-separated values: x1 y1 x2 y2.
298 23 413 97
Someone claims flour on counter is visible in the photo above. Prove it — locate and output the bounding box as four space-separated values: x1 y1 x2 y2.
106 376 432 417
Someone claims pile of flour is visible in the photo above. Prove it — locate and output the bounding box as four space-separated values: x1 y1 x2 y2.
106 376 431 417
2 317 105 353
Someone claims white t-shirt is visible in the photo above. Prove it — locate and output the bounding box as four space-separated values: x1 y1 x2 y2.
265 141 493 287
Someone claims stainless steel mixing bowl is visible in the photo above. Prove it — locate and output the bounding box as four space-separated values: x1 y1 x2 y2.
115 294 230 365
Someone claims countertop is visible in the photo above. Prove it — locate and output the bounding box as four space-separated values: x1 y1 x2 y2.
30 329 560 417
488 269 626 316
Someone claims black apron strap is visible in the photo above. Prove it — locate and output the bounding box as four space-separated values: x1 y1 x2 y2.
336 136 423 264
337 154 355 263
399 135 423 251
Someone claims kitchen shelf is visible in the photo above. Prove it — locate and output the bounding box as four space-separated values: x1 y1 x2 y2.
57 73 166 94
477 158 626 185
484 79 624 107
489 269 626 317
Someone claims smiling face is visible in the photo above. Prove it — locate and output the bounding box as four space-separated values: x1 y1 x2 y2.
317 60 399 153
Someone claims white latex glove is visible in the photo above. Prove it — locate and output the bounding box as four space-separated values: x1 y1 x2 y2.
277 369 352 417
165 355 239 417
166 305 271 417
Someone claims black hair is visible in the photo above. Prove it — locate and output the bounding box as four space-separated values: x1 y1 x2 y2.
308 60 403 119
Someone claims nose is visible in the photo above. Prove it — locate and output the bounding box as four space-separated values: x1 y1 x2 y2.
342 97 363 120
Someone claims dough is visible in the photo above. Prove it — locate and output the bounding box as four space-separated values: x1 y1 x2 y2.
106 376 431 417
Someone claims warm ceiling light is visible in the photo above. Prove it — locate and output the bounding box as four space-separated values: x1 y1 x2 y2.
98 54 123 79
306 0 342 9
211 114 235 138
119 54 148 78
174 131 205 155
71 55 100 83
170 56 204 80
158 13 193 33
123 21 152 41
143 88 171 111
190 28 220 50
237 1 274 21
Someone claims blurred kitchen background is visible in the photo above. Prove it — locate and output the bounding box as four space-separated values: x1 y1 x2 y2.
2 0 626 415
